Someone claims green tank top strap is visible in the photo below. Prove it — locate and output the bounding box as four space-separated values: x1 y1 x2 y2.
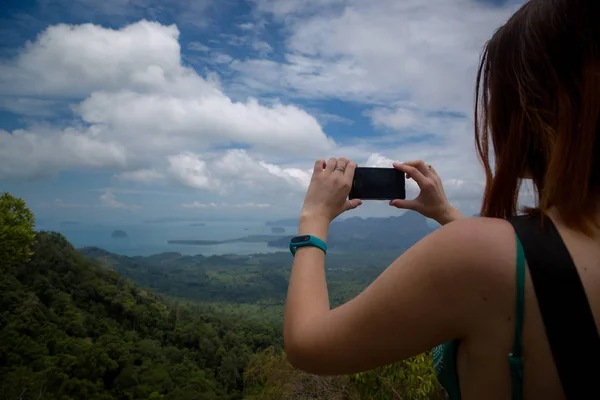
433 233 526 400
508 235 526 400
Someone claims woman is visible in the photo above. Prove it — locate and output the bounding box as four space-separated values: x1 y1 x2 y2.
283 1 600 399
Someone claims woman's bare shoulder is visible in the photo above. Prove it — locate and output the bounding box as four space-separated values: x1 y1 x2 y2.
430 216 520 288
418 217 520 284
415 217 522 325
443 216 517 247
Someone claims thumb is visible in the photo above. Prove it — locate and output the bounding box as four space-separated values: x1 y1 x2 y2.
345 199 363 211
389 199 419 211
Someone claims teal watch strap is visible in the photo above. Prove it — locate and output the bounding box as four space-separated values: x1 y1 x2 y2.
289 234 327 256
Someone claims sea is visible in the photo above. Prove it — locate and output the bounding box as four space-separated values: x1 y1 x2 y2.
37 220 291 257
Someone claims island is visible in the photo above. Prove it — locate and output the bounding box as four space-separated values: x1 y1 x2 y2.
168 235 281 246
270 227 285 234
111 230 128 239
189 223 206 227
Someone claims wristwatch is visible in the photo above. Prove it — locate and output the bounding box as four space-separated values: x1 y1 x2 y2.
289 234 327 256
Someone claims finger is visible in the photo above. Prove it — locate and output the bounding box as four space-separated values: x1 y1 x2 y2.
393 162 412 179
335 157 349 173
343 161 358 184
313 158 326 174
389 199 418 211
345 198 362 211
429 165 439 176
324 157 338 174
393 162 428 187
403 160 431 177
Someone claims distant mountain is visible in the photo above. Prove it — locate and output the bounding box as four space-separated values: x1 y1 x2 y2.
265 218 299 226
163 212 435 252
267 211 435 251
79 245 395 309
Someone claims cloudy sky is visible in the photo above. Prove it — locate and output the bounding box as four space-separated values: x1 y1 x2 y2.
0 0 525 223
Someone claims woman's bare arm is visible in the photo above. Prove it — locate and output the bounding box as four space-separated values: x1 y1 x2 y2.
284 217 513 375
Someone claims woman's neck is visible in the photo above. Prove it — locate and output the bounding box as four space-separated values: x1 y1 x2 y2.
546 207 600 241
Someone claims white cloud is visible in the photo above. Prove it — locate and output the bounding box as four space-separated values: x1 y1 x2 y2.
38 198 90 209
214 149 313 192
116 169 165 184
0 20 334 180
254 0 346 19
100 190 140 210
212 53 234 64
0 21 182 98
42 0 211 22
167 152 220 191
315 112 353 126
166 145 485 216
238 0 521 112
165 150 312 194
221 33 248 47
252 40 273 56
0 2 527 217
182 201 271 209
90 187 178 196
367 107 417 131
238 22 255 30
188 41 211 52
37 192 140 211
73 90 331 158
363 153 398 168
0 127 126 179
364 106 474 147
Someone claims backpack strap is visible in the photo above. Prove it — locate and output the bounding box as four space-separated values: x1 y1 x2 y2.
508 214 600 399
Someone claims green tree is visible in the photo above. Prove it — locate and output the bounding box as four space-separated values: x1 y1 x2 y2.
0 199 282 400
244 347 445 400
0 192 35 270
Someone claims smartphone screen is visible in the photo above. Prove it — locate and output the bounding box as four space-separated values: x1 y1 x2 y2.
349 167 406 200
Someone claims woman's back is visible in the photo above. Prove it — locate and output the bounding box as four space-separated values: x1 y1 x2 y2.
284 1 600 399
456 212 600 399
462 0 600 394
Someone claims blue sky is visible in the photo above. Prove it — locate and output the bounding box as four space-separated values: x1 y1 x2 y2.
0 0 524 224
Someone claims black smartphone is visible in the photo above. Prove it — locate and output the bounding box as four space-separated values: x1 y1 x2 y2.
349 167 406 200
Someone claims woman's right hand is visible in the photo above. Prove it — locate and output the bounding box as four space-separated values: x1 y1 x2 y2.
389 160 465 226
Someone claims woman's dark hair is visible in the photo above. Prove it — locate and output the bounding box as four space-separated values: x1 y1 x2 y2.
475 0 600 235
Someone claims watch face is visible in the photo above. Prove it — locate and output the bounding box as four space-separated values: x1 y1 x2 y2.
291 235 310 243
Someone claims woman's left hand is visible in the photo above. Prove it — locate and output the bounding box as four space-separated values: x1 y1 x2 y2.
300 157 363 223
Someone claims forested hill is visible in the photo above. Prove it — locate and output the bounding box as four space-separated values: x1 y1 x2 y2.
1 192 445 400
0 231 280 400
